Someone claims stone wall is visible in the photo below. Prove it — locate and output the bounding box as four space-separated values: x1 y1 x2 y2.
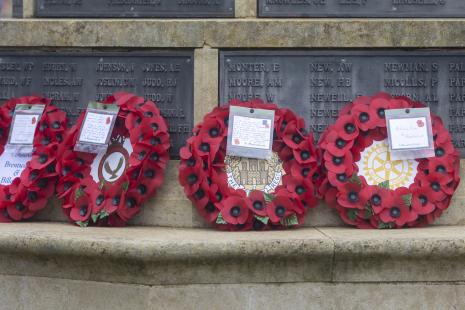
1 2 465 309
0 3 465 228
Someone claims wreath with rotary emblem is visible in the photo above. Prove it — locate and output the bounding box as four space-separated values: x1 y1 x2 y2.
0 96 67 222
179 99 322 231
319 92 461 229
56 92 170 227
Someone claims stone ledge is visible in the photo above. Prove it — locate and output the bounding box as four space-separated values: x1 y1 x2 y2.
1 223 465 286
2 19 465 48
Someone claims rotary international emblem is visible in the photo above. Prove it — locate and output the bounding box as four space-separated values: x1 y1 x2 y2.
225 153 284 194
90 134 133 185
356 140 418 189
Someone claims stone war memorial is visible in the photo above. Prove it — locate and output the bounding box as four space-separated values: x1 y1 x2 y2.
0 0 465 309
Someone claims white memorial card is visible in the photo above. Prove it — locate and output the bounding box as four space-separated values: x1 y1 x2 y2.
227 106 275 160
78 112 115 145
9 114 41 145
389 117 429 150
231 116 272 150
386 108 434 160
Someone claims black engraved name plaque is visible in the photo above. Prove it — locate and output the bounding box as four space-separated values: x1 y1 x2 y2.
259 0 465 18
220 50 465 157
13 0 22 18
0 51 194 158
36 0 234 18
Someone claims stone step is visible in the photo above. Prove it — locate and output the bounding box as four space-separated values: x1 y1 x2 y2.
2 223 465 286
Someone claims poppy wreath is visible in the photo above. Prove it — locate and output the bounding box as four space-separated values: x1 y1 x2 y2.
319 92 460 229
56 92 170 227
0 96 68 222
179 99 321 231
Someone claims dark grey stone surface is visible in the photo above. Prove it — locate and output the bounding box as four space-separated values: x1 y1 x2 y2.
0 51 194 157
259 0 465 18
36 0 234 17
220 50 465 157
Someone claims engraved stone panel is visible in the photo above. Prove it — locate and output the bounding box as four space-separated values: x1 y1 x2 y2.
12 0 22 17
36 0 234 17
0 51 194 157
259 0 465 18
220 50 465 157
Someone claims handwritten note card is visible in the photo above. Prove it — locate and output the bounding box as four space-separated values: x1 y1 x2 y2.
388 117 430 150
9 114 41 145
231 116 273 150
79 112 115 145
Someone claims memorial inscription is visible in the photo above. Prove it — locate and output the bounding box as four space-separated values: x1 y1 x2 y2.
220 50 465 157
36 0 234 17
0 51 194 157
259 0 465 18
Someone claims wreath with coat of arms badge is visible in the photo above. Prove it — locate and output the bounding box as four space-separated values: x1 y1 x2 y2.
179 99 322 231
56 92 170 227
319 92 461 229
0 96 67 222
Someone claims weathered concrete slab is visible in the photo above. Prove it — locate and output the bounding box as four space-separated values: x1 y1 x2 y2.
2 20 465 48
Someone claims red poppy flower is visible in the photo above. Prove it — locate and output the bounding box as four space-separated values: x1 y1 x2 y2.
416 171 452 202
69 194 91 223
352 103 377 131
334 114 359 141
197 199 220 223
369 97 390 127
379 194 417 227
389 97 411 109
283 175 315 208
247 190 268 217
324 130 354 157
29 147 55 170
179 164 206 195
117 189 143 222
359 185 391 215
101 178 128 214
267 194 295 223
219 195 250 225
410 184 436 215
323 150 354 174
198 117 226 144
337 182 365 210
292 138 317 165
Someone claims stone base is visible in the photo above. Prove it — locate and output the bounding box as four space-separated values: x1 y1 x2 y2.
2 275 465 310
2 222 465 309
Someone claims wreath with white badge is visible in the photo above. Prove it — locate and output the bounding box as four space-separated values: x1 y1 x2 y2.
0 96 67 222
319 92 460 229
179 99 322 231
56 92 170 227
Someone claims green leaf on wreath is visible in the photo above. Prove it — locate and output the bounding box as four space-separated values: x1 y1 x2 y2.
349 174 362 186
76 221 89 228
91 214 99 223
122 182 129 192
74 187 84 201
255 215 269 225
264 193 276 203
99 210 109 220
378 180 390 189
347 209 358 222
378 222 395 229
364 205 374 219
402 193 413 207
280 214 299 227
216 213 227 225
